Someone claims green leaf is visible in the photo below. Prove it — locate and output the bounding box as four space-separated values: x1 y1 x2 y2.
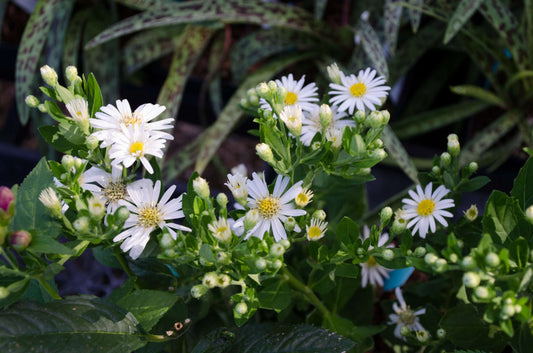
257 278 291 312
382 125 419 183
450 85 506 108
384 0 403 55
322 315 383 353
115 289 178 331
85 73 103 118
9 158 56 234
456 176 490 192
115 0 171 10
482 190 520 244
0 295 146 353
511 157 533 210
444 0 485 44
0 275 30 309
62 8 91 68
509 237 529 269
407 0 422 32
29 233 74 255
336 217 360 246
357 20 388 79
191 323 355 353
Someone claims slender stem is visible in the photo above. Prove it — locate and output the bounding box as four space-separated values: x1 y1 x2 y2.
35 274 61 300
57 240 91 266
113 249 140 289
282 267 331 320
0 248 19 269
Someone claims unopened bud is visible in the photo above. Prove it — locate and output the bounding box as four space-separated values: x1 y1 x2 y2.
217 274 231 288
366 111 383 129
526 205 533 225
414 247 426 257
159 232 175 249
73 216 90 233
447 134 460 156
440 152 451 167
9 230 32 251
382 249 394 261
25 95 40 108
416 330 430 343
501 304 515 319
390 217 407 234
279 239 290 249
38 104 47 113
88 195 106 220
61 155 75 171
270 243 285 257
380 207 393 224
0 186 14 212
327 63 342 85
311 141 321 151
190 284 208 298
202 272 218 289
380 110 390 124
235 302 248 315
468 161 478 174
474 286 489 300
463 271 480 288
86 135 99 150
370 148 387 160
268 259 283 271
461 256 475 270
434 258 447 272
400 325 411 337
73 157 84 170
431 166 441 175
485 252 500 267
0 287 9 299
115 206 130 223
216 251 231 265
436 328 446 339
255 257 267 271
424 253 438 265
193 177 210 199
256 82 271 99
319 104 332 129
244 209 259 230
256 143 275 165
65 65 79 83
449 253 458 263
40 65 58 86
283 217 296 232
354 110 365 124
312 209 326 221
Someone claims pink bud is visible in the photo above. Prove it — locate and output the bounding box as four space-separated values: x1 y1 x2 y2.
9 230 32 251
0 186 14 211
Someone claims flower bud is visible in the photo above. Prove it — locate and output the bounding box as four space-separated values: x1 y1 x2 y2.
216 193 228 208
526 205 533 225
380 110 390 125
327 63 342 85
369 148 387 160
270 243 285 257
414 247 426 257
25 95 40 108
38 104 47 113
39 187 62 218
85 135 99 151
447 134 460 157
202 272 218 289
159 232 175 249
0 186 14 212
65 65 79 83
256 82 271 99
40 65 58 86
88 195 106 220
382 249 394 261
434 258 447 272
217 274 231 288
312 209 326 221
449 253 458 263
501 304 515 319
73 157 84 170
431 166 441 175
240 98 250 108
9 230 32 251
216 251 231 266
416 330 430 343
283 217 296 232
279 239 290 249
485 252 500 267
372 138 383 149
468 161 478 174
256 143 275 165
390 217 407 234
235 301 248 315
436 328 446 339
311 141 321 151
463 271 480 288
319 104 332 129
267 80 277 92
190 284 208 298
115 206 130 223
379 206 393 224
294 189 313 207
193 177 210 199
244 209 259 230
440 152 451 167
474 286 489 300
354 110 365 124
73 217 90 234
424 253 438 265
61 154 75 171
0 287 9 299
255 257 267 271
268 259 283 271
366 111 383 129
461 256 475 270
400 325 411 337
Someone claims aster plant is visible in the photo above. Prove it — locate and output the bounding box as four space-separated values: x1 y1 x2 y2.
0 63 531 353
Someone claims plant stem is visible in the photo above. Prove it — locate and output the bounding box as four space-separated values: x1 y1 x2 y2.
0 248 18 269
282 267 331 320
57 240 91 266
113 249 140 289
35 274 62 300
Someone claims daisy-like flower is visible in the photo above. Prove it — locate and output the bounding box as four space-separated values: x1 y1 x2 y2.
300 104 355 146
359 225 392 288
225 172 248 205
388 287 426 340
245 172 306 241
109 124 168 174
294 188 313 207
90 99 173 147
208 217 233 242
279 105 303 137
401 182 455 238
114 180 191 259
329 67 390 115
325 128 343 148
260 74 318 112
65 97 90 133
306 218 328 241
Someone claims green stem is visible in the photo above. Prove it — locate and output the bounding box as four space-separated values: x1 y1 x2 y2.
282 267 331 320
57 240 91 266
113 249 140 288
35 274 61 300
0 248 18 269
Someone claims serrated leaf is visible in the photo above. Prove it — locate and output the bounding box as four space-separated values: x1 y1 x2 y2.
384 0 403 55
357 20 388 78
450 85 506 108
86 0 324 49
115 289 178 331
458 110 520 167
382 125 419 183
0 295 146 353
444 0 484 44
511 157 533 210
191 323 355 353
15 0 71 125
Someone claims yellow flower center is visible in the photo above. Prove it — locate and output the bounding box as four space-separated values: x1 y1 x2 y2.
296 193 308 205
103 181 127 203
257 196 280 219
130 142 144 156
284 92 298 105
417 199 435 216
308 226 322 240
122 113 142 127
350 82 367 97
138 204 162 228
366 256 377 266
399 307 416 325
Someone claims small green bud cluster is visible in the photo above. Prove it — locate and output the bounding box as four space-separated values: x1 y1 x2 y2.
424 252 447 272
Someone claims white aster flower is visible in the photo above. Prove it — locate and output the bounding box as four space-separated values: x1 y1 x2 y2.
90 99 173 147
225 172 248 205
109 124 168 174
114 180 191 259
39 187 63 218
306 218 328 241
260 74 318 112
325 128 343 148
66 97 90 133
279 105 303 137
401 182 455 239
208 217 233 242
359 225 392 288
294 188 313 207
231 163 248 177
388 287 426 340
245 172 306 241
329 67 390 114
300 104 355 146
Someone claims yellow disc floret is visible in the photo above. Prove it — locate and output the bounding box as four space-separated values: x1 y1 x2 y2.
350 82 367 97
417 199 435 216
122 113 142 127
138 204 162 228
308 226 323 240
130 142 144 156
104 181 127 203
284 91 298 105
257 196 281 219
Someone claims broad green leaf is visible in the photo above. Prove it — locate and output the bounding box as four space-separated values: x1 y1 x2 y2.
458 110 520 167
15 0 72 125
384 0 403 55
0 275 30 309
444 0 484 44
122 25 185 74
336 217 360 246
86 0 325 48
193 54 312 174
157 25 216 126
511 157 533 210
9 158 56 234
62 9 91 67
440 304 493 350
115 289 178 331
85 73 103 118
450 85 506 108
0 295 146 353
357 20 388 78
322 315 383 353
257 278 291 312
482 190 520 244
38 125 78 154
381 125 419 183
29 233 74 255
393 100 488 139
191 323 355 353
456 176 490 192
